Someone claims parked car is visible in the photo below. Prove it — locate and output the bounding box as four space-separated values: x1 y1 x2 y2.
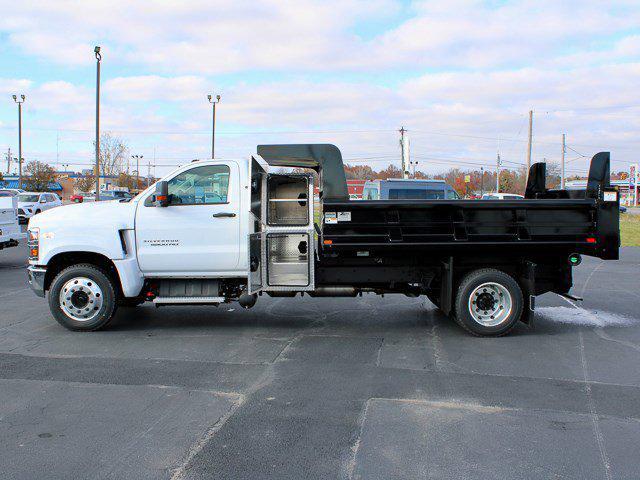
0 188 25 197
17 192 63 224
481 193 524 200
101 190 133 201
620 205 627 213
0 195 21 251
82 190 133 202
71 194 85 203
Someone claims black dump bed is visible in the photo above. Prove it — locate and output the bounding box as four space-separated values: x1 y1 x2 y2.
321 152 619 261
256 145 619 261
321 196 618 260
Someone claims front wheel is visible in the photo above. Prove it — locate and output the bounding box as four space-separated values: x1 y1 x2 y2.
453 269 523 336
48 264 118 331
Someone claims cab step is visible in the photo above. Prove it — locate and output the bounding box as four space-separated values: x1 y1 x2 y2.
153 296 225 305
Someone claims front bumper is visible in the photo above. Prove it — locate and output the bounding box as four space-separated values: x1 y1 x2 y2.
27 266 46 298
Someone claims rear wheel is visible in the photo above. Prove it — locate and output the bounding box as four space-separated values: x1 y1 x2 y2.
453 269 522 336
48 264 117 331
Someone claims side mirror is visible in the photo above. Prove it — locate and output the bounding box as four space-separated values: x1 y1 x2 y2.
154 181 169 207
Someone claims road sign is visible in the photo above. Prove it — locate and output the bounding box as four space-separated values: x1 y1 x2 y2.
630 164 638 207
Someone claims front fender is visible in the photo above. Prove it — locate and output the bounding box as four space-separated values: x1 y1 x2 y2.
36 230 125 265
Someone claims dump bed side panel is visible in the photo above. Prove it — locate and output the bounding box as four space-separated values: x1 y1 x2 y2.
320 198 618 260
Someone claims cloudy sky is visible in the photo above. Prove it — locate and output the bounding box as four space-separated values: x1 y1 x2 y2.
0 0 638 177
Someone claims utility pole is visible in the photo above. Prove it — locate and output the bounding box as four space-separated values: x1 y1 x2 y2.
526 110 533 175
496 152 501 192
207 94 221 158
561 133 566 189
94 46 102 200
147 160 151 187
399 126 410 179
480 166 484 196
5 147 11 174
12 95 25 188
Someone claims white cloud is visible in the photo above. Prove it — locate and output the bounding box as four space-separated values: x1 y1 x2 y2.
0 1 639 177
0 78 33 95
3 60 638 177
0 0 396 72
104 76 208 102
1 0 637 73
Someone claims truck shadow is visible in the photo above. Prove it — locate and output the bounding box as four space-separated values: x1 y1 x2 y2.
105 300 543 338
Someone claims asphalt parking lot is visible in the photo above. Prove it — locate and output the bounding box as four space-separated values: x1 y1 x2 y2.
1 243 640 480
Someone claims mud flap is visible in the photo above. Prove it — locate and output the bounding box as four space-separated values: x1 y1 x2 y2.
439 257 453 316
520 260 536 325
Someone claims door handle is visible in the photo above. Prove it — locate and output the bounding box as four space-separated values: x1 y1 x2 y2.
212 212 236 218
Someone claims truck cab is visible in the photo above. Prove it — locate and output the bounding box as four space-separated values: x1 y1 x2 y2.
26 145 620 336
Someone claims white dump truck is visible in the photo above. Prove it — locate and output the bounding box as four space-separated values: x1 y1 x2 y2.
27 144 620 336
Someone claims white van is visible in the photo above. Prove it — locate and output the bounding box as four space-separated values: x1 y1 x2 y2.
0 195 21 250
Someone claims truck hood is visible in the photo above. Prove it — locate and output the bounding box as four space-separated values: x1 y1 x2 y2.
29 200 137 231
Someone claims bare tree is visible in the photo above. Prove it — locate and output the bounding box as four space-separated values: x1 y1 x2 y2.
546 162 562 189
94 133 129 177
24 160 56 191
75 173 95 193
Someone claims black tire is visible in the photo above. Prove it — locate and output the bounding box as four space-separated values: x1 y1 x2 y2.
35 209 41 215
48 264 118 331
453 268 523 337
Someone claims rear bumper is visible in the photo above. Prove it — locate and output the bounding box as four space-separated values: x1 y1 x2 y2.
27 266 46 298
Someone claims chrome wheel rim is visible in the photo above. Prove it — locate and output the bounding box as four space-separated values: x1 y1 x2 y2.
59 277 103 322
468 282 512 327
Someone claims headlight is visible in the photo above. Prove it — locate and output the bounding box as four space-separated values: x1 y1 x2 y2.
28 228 39 261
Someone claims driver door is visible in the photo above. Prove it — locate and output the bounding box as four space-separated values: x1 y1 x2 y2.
135 161 241 275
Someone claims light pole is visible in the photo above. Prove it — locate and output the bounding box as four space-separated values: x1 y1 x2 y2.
94 46 102 200
12 95 25 188
480 166 484 196
132 155 143 191
207 94 221 158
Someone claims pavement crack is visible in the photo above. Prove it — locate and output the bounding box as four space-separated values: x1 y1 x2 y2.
340 398 371 480
576 326 613 480
375 337 384 367
170 394 245 480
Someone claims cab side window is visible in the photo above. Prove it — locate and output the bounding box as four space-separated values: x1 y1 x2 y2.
167 165 230 206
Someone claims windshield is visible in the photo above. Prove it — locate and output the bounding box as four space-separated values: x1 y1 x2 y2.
18 194 39 203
